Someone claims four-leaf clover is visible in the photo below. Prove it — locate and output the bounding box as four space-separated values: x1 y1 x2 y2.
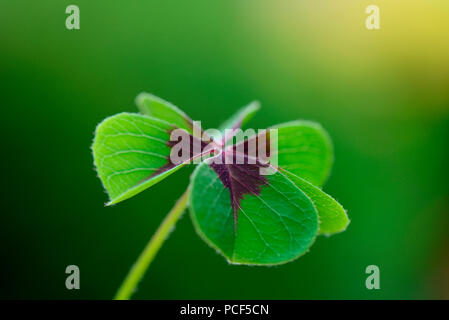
92 93 349 268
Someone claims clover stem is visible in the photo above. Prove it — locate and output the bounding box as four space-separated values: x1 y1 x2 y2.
114 187 190 300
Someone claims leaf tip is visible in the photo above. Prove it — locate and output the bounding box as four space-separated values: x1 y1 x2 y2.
105 199 117 207
248 100 261 111
134 91 150 108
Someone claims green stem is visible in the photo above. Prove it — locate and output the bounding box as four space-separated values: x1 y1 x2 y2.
114 188 190 300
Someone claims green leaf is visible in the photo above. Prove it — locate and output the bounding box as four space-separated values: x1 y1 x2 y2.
189 161 319 265
135 92 193 134
219 101 260 132
271 120 333 187
283 170 349 235
92 112 187 205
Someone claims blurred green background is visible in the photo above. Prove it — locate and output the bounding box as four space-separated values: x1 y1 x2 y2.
1 0 448 299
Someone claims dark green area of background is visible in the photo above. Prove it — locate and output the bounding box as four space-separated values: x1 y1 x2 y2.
1 1 448 299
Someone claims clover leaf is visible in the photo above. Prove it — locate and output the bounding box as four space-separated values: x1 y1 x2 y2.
92 92 349 299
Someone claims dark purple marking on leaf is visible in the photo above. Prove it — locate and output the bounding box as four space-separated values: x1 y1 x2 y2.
149 127 215 177
209 131 271 231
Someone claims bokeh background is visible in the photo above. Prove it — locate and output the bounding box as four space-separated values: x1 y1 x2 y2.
1 0 448 299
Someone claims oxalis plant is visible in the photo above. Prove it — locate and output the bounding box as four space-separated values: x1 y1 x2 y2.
92 92 349 300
